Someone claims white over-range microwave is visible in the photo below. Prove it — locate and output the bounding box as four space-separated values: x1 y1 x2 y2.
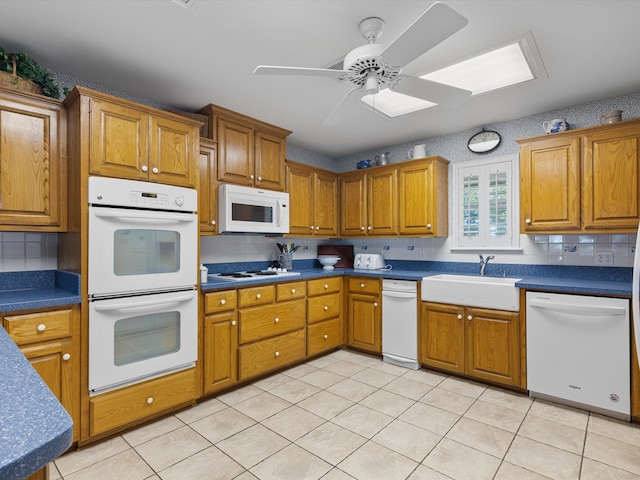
218 184 290 234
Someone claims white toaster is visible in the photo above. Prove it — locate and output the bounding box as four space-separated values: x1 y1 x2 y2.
354 253 386 270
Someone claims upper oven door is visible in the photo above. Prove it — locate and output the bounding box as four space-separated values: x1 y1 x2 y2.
89 206 198 297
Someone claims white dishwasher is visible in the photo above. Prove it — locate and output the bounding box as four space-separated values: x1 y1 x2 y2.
382 279 419 370
526 291 630 419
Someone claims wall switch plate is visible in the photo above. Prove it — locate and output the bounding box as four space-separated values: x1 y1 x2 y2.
596 252 613 265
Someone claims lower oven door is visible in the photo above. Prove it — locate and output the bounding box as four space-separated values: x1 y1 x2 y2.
89 289 198 394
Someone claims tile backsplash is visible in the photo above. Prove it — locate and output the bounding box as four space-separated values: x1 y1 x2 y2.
0 233 58 272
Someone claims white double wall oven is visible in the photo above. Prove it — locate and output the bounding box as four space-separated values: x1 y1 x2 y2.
87 177 198 395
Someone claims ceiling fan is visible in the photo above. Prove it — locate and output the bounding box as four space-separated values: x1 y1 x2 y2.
253 2 472 125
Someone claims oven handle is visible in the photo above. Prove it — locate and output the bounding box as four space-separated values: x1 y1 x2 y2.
93 293 195 312
93 209 196 224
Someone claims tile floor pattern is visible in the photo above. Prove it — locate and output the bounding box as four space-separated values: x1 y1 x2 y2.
50 350 640 480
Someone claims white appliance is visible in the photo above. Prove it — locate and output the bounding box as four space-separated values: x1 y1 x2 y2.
526 291 630 419
218 184 289 234
382 279 419 370
211 270 301 282
632 222 640 400
87 177 199 395
354 253 386 270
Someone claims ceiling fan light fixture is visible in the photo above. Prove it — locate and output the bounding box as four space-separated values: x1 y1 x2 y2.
363 71 380 95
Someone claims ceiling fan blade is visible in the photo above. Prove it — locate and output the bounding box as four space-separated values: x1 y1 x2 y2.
379 2 468 68
393 75 471 107
322 87 363 126
253 65 348 78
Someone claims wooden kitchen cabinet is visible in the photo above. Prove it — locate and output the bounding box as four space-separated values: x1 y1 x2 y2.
65 86 200 188
340 165 397 237
519 118 640 233
203 290 238 394
0 87 66 230
198 138 218 234
420 302 521 387
307 277 342 356
347 277 382 353
398 157 449 236
286 161 338 237
199 103 291 191
2 306 80 442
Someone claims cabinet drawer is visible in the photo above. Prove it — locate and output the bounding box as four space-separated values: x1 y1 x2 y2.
348 277 381 295
239 285 275 307
277 280 306 301
307 277 342 296
89 368 196 436
4 309 73 345
307 293 341 323
307 318 341 356
204 290 237 313
239 329 306 380
239 299 306 343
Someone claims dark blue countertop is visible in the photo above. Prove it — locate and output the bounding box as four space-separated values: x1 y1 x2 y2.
0 270 82 312
201 260 633 297
0 326 73 480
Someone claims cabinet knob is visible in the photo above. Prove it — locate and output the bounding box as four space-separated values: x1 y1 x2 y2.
374 302 378 307
316 226 320 230
256 293 261 299
231 320 237 326
457 314 462 320
291 288 296 294
250 174 255 179
525 218 532 224
274 317 280 323
211 220 216 225
220 299 226 305
427 223 432 228
361 226 365 231
360 283 365 288
324 284 329 289
141 165 148 172
323 335 328 340
324 305 329 311
147 397 154 405
467 315 473 321
274 351 280 357
310 225 314 230
62 353 71 361
37 324 46 332
152 167 159 174
367 226 372 231
258 176 262 181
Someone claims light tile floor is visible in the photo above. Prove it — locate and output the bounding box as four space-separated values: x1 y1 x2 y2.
51 349 640 480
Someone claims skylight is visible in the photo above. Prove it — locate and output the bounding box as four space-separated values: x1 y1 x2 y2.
362 33 545 118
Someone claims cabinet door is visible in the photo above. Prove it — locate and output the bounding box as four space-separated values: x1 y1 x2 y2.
419 302 465 374
340 172 367 236
199 141 218 234
347 292 381 353
367 168 397 236
583 125 640 230
465 307 520 387
520 136 581 231
0 96 64 229
150 115 198 188
204 311 238 394
286 163 315 236
398 161 433 235
217 117 254 185
255 130 285 191
89 98 150 181
314 171 338 237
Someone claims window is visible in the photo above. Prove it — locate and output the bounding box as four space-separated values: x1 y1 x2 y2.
453 154 519 250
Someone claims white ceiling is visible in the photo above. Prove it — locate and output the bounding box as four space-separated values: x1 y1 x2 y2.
1 0 639 158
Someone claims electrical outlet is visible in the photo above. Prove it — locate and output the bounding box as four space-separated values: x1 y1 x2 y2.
596 252 613 265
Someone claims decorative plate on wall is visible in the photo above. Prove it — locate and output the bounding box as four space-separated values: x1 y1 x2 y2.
467 129 501 153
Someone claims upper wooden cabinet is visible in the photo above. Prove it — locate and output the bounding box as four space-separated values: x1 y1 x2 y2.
518 119 640 233
286 160 338 237
0 87 66 231
198 139 218 234
65 87 200 188
198 104 291 191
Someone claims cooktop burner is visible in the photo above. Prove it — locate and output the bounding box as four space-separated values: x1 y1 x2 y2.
211 270 301 282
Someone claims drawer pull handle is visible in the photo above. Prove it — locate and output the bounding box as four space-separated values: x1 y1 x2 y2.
220 299 226 305
37 324 46 332
467 315 473 321
62 353 71 361
147 397 154 405
457 314 462 320
374 302 378 307
291 288 296 294
231 320 237 326
427 223 432 228
274 351 280 357
324 284 329 289
274 317 280 323
360 283 365 288
324 305 329 311
323 335 328 340
256 293 261 299
211 220 216 225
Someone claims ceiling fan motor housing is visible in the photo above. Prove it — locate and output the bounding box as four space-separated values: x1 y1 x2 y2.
341 44 400 87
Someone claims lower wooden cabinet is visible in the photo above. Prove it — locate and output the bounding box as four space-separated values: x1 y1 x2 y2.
347 277 382 354
203 290 238 394
307 277 342 356
420 302 521 387
239 329 306 380
307 318 341 356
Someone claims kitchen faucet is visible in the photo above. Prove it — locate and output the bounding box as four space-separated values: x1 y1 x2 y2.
479 254 495 276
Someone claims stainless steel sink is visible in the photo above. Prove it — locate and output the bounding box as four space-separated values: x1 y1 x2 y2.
421 274 521 311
